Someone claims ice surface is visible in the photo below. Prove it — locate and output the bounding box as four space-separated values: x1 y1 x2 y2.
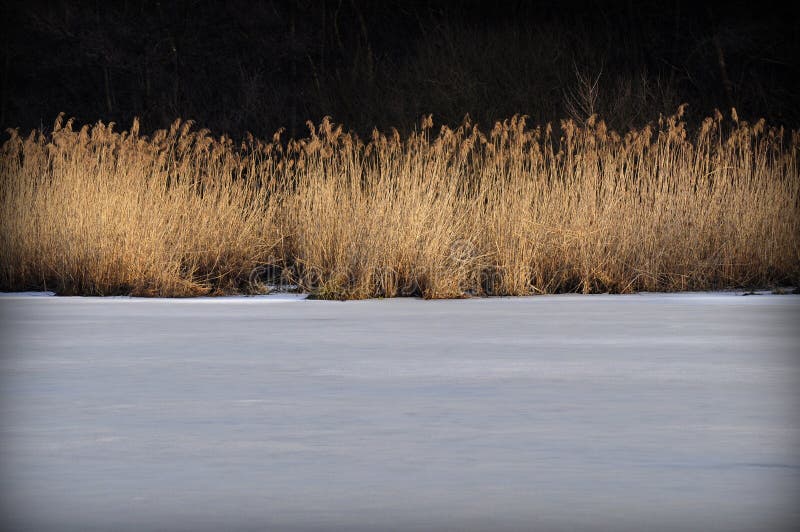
1 293 798 531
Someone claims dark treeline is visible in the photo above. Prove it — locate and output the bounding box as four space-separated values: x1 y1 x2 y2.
1 0 798 138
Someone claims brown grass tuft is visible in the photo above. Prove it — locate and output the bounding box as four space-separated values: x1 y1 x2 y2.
1 110 798 298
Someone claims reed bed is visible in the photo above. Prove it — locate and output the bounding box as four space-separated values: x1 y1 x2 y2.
1 108 798 298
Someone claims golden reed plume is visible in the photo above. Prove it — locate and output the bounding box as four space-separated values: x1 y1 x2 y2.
1 109 797 298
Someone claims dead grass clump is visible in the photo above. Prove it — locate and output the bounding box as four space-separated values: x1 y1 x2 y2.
1 109 797 298
0 115 281 296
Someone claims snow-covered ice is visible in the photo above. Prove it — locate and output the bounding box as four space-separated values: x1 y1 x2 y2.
1 292 798 531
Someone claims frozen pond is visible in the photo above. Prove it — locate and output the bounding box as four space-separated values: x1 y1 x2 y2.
1 292 799 531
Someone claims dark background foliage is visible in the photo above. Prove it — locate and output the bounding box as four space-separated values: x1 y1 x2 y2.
1 0 798 138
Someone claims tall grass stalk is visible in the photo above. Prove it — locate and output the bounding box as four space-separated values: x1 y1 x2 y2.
1 108 797 298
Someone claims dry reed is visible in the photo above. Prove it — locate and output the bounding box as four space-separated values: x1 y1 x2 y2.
1 108 798 298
